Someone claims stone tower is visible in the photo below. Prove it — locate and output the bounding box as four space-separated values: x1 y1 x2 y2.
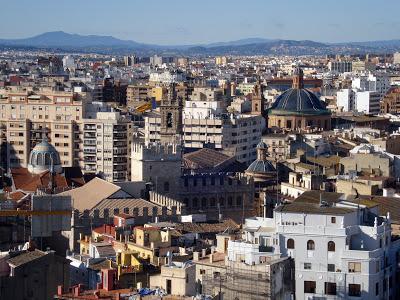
292 67 304 89
159 83 183 145
251 79 265 115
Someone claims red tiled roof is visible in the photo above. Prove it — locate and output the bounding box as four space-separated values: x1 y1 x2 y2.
7 191 27 201
93 224 116 237
10 168 69 192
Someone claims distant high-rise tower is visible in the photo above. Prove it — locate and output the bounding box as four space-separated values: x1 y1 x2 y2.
159 83 183 145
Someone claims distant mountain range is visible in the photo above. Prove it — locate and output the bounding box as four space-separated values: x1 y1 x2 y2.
1 31 400 56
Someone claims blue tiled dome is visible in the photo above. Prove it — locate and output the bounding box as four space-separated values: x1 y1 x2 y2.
268 88 330 116
246 159 276 174
28 140 62 174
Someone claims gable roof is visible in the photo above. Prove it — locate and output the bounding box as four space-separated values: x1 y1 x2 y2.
7 249 47 268
59 177 125 211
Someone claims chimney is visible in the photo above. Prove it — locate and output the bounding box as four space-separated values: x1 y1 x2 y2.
201 249 206 257
193 251 199 261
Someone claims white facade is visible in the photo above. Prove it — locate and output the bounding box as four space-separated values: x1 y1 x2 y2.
149 71 185 83
336 89 381 114
183 87 226 118
336 89 354 112
62 55 76 70
231 200 400 300
82 112 133 182
355 91 381 114
144 114 264 165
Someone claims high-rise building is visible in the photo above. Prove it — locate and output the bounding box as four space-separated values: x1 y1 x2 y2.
82 112 133 182
0 88 87 169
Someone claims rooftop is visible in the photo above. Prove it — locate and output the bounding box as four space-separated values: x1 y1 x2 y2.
7 249 47 268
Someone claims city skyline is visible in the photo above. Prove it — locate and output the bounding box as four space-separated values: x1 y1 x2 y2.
1 0 400 45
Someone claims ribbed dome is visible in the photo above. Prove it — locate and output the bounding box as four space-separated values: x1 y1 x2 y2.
246 159 276 174
257 141 267 148
268 88 330 116
28 140 62 174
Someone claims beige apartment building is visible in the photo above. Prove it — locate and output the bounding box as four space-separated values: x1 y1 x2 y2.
0 87 134 182
0 88 86 169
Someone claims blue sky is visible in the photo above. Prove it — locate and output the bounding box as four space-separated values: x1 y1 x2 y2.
1 0 400 44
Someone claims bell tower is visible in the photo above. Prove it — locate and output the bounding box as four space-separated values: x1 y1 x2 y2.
292 67 304 89
251 78 265 115
159 83 183 145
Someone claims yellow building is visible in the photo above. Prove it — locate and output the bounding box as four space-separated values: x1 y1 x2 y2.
113 226 172 266
116 251 143 279
151 86 168 101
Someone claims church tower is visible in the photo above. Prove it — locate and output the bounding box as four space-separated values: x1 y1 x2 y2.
159 83 183 145
251 78 265 115
292 67 304 89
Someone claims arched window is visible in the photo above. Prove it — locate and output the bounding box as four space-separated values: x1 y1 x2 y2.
37 153 43 165
287 238 295 249
210 198 216 207
228 197 233 206
183 198 189 207
163 181 169 192
236 196 242 207
328 241 335 252
192 198 198 208
307 240 315 250
44 153 51 165
201 198 207 208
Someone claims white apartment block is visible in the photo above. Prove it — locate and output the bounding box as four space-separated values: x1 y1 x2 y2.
336 89 381 114
231 198 400 300
82 112 133 182
145 114 264 165
351 73 390 98
144 87 265 165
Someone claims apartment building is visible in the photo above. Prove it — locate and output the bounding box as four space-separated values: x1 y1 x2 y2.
234 196 400 300
0 88 87 169
0 87 134 182
145 87 264 165
82 112 133 182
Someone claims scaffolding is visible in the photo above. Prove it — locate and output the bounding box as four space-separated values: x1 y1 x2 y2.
201 259 294 300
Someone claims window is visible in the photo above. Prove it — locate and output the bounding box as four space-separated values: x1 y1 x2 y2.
375 282 379 296
328 241 335 252
348 284 361 297
287 239 295 249
192 198 198 208
304 263 312 270
236 196 242 207
348 262 361 273
328 264 335 272
164 181 169 192
210 198 216 207
201 198 207 208
325 282 337 295
331 217 336 223
304 281 316 293
307 240 315 250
